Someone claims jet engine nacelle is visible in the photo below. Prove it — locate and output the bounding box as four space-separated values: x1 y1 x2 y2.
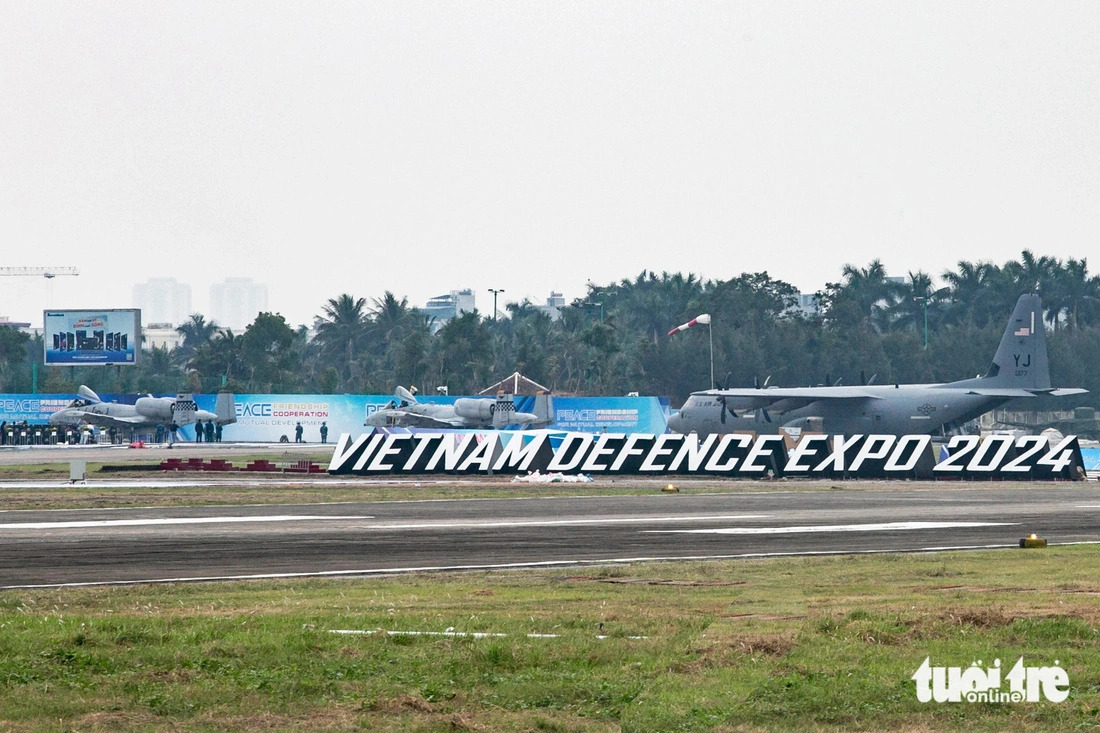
134 396 175 422
453 398 497 421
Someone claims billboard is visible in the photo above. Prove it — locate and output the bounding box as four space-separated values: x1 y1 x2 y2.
44 309 141 366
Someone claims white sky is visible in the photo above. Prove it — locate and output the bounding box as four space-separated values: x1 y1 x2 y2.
3 1 1099 328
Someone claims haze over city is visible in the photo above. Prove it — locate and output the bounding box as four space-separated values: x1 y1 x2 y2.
3 2 1099 328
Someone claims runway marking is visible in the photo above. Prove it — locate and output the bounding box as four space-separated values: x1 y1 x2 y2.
362 515 767 530
0 515 373 530
11 542 1100 589
329 629 647 640
1077 505 1100 508
646 521 1016 535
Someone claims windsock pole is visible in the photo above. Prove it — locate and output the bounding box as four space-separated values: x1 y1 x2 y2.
667 314 713 388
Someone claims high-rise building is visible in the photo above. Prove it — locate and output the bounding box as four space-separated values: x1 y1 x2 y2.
132 278 192 326
209 278 269 331
423 289 475 332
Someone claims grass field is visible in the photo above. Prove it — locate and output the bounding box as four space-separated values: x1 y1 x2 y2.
0 546 1096 731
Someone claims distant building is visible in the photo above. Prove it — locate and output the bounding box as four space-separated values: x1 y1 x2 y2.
0 315 31 328
132 278 192 326
536 291 566 321
210 278 268 332
795 293 821 317
423 289 475 332
143 322 185 351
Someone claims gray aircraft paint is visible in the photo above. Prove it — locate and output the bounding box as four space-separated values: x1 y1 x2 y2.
48 385 235 430
667 294 1087 438
364 386 554 430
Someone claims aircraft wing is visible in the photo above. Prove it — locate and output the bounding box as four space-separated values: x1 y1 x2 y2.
695 387 883 413
380 411 465 429
68 411 150 428
960 387 1090 398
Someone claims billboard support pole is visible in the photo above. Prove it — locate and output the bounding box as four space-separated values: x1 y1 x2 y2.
31 362 37 394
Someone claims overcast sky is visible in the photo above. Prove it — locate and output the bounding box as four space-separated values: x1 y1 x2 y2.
3 2 1099 328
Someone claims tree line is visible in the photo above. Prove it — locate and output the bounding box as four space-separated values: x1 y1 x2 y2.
2 250 1098 410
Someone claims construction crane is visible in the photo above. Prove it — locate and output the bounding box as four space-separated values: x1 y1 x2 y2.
0 267 80 279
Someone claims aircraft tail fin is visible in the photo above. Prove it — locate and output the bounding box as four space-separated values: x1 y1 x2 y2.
532 391 554 426
951 293 1051 391
492 393 517 429
215 392 237 425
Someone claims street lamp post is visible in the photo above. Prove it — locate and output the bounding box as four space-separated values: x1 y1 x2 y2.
582 301 603 323
488 288 505 321
916 297 929 349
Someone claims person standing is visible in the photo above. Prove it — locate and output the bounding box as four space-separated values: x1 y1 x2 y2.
195 421 203 442
319 421 328 444
214 422 222 442
204 420 215 443
294 422 304 443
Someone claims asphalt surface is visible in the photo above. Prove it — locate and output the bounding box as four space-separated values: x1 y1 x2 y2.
1 485 1098 587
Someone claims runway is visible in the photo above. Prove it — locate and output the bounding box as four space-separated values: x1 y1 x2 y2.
1 485 1098 587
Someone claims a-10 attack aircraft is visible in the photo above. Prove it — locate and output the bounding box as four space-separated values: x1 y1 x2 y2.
667 293 1087 437
365 386 554 429
49 386 236 432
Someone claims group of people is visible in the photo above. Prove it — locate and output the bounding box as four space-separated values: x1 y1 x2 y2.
193 420 222 443
293 421 328 443
1 420 34 445
0 421 124 446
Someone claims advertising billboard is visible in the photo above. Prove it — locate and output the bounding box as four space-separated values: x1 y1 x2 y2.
44 309 141 366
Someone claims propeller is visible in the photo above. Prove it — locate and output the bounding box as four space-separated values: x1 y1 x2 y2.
714 371 733 391
716 394 740 424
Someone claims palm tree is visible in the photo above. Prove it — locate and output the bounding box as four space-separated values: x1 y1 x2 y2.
1047 257 1100 332
941 260 1001 327
823 260 894 330
1004 249 1058 297
186 329 244 391
313 294 368 389
175 314 220 357
884 271 945 340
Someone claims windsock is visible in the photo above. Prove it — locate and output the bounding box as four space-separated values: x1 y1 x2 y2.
667 313 711 336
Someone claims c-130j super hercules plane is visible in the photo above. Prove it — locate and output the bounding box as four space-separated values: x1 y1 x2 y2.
667 294 1087 438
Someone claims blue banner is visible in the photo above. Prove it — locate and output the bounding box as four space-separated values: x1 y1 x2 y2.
0 393 670 442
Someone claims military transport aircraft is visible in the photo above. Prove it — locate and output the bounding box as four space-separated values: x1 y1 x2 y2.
49 386 236 432
365 386 554 429
667 294 1087 437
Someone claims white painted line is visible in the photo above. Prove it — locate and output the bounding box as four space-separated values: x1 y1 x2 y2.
332 629 508 638
0 515 373 530
329 629 648 640
646 521 1016 535
1076 505 1100 508
363 514 768 530
15 542 1100 589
